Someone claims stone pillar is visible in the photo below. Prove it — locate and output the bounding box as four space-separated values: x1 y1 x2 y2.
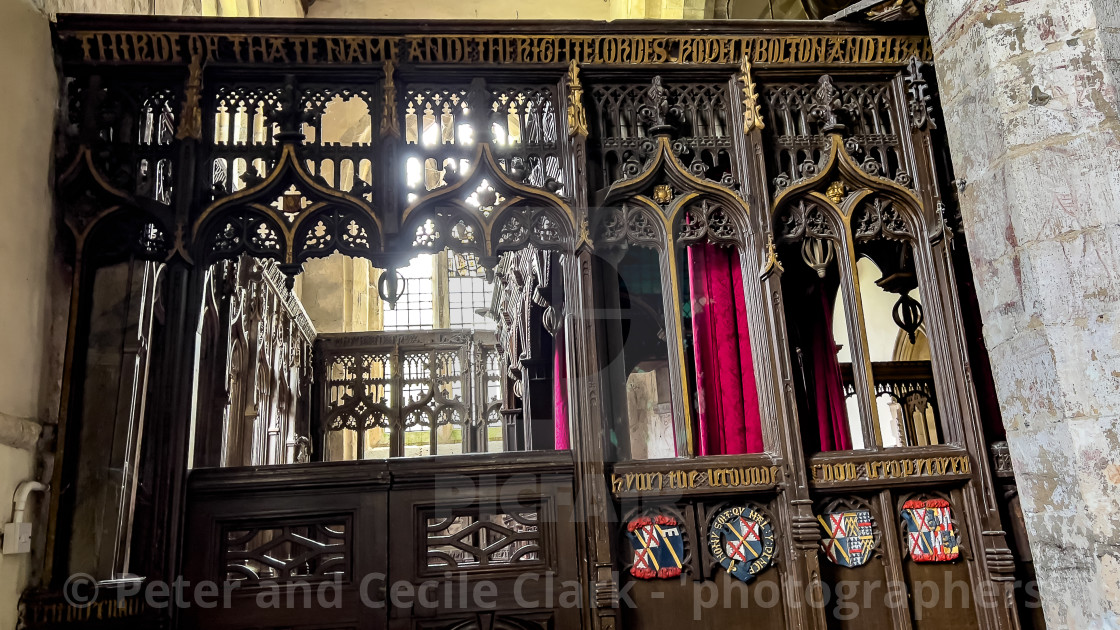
927 0 1120 626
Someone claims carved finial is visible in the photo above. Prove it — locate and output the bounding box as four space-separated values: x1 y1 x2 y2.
892 293 924 344
265 74 310 142
738 56 764 134
380 58 400 138
904 57 936 131
801 237 835 279
760 233 784 279
165 224 195 265
808 74 846 134
566 60 589 138
576 217 593 251
638 76 681 136
176 55 204 141
466 77 492 142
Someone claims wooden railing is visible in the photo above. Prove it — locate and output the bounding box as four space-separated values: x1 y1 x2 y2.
840 360 941 446
313 330 505 459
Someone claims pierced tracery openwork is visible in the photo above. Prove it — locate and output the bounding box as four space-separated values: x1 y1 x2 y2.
590 77 737 192
224 520 348 582
400 142 574 269
764 75 910 194
46 19 1024 630
425 508 541 570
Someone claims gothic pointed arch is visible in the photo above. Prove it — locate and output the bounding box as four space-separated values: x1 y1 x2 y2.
58 147 171 262
602 135 753 248
773 133 926 244
192 143 383 267
399 142 575 266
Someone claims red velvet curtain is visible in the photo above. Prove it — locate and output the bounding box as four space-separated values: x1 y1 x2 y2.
810 287 853 451
788 280 853 452
553 328 570 450
688 243 764 455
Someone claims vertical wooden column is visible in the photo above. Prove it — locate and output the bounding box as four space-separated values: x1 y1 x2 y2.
142 261 200 589
729 68 828 630
146 67 208 596
560 61 623 630
523 303 555 451
893 66 1020 630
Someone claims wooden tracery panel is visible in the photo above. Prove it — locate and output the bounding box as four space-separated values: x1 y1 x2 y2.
316 330 502 458
41 17 1028 630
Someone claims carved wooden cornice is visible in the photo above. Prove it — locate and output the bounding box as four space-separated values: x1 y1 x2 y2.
55 16 933 68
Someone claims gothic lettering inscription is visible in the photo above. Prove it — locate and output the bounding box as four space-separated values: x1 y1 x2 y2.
65 31 931 67
809 455 972 484
611 465 780 497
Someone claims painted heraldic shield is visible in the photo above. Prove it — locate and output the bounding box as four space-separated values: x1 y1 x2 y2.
707 506 776 583
626 515 685 579
901 498 960 562
817 509 875 567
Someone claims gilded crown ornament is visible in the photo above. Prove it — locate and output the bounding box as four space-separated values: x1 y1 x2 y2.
652 184 674 205
826 181 847 205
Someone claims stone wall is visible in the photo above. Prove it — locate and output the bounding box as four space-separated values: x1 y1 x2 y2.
47 0 303 17
926 0 1120 626
0 1 59 629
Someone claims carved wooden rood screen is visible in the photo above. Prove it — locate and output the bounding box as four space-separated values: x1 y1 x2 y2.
33 14 1038 630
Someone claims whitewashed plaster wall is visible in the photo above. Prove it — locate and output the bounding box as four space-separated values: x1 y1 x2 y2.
0 1 58 628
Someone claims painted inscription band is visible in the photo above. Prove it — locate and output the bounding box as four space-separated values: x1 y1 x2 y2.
611 465 780 496
810 455 972 484
65 32 932 67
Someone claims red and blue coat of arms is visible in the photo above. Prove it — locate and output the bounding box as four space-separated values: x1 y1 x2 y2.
626 515 686 579
901 499 960 562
